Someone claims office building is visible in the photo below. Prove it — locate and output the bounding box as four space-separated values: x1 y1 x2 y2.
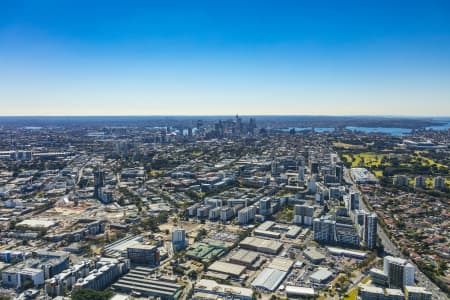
127 245 160 266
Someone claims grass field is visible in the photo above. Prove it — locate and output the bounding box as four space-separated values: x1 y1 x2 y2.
415 151 448 169
343 276 369 300
149 170 165 176
374 170 383 177
343 286 358 300
342 152 387 168
361 276 371 284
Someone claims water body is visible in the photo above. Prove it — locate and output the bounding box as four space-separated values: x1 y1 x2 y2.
426 118 450 130
279 127 335 133
345 126 411 136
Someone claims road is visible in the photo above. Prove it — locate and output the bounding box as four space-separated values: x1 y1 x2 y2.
344 168 448 300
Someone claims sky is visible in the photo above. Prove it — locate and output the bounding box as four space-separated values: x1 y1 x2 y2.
0 0 450 116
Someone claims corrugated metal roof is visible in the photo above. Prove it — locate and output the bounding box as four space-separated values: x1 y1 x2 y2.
251 268 286 291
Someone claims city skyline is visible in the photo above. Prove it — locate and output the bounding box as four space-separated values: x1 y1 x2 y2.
1 1 450 116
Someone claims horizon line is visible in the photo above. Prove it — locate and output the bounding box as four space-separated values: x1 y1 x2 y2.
0 114 449 118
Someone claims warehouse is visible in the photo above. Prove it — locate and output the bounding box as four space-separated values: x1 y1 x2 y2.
257 221 275 231
285 226 301 238
254 229 281 239
17 219 58 230
251 268 287 291
208 261 246 277
326 247 368 259
113 270 183 300
310 268 333 284
303 248 325 264
194 279 253 300
229 249 259 266
267 257 294 272
285 286 315 298
240 237 283 254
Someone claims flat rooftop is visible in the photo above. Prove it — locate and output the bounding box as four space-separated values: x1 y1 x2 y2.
208 261 246 276
229 249 259 264
195 279 253 298
251 268 287 291
240 236 283 252
268 257 294 272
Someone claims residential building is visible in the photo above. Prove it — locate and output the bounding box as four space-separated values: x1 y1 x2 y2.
433 176 445 190
393 175 409 187
219 207 234 222
364 213 378 249
384 256 415 288
404 286 432 300
238 206 256 224
294 205 314 225
172 228 187 252
414 176 426 189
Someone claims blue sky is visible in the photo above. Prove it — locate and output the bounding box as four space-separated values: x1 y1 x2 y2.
1 0 449 116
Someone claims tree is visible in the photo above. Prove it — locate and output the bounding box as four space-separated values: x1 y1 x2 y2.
72 288 113 300
195 228 207 242
188 269 198 280
22 279 34 290
289 251 296 260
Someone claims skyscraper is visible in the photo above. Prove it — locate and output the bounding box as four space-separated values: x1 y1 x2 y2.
364 213 378 249
94 167 105 199
172 228 187 252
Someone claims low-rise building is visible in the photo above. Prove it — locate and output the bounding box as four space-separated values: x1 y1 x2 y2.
404 286 432 300
240 236 283 254
194 279 252 300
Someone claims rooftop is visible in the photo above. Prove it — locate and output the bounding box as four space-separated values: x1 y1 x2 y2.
251 268 287 291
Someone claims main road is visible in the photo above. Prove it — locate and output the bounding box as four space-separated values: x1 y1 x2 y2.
344 168 448 300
